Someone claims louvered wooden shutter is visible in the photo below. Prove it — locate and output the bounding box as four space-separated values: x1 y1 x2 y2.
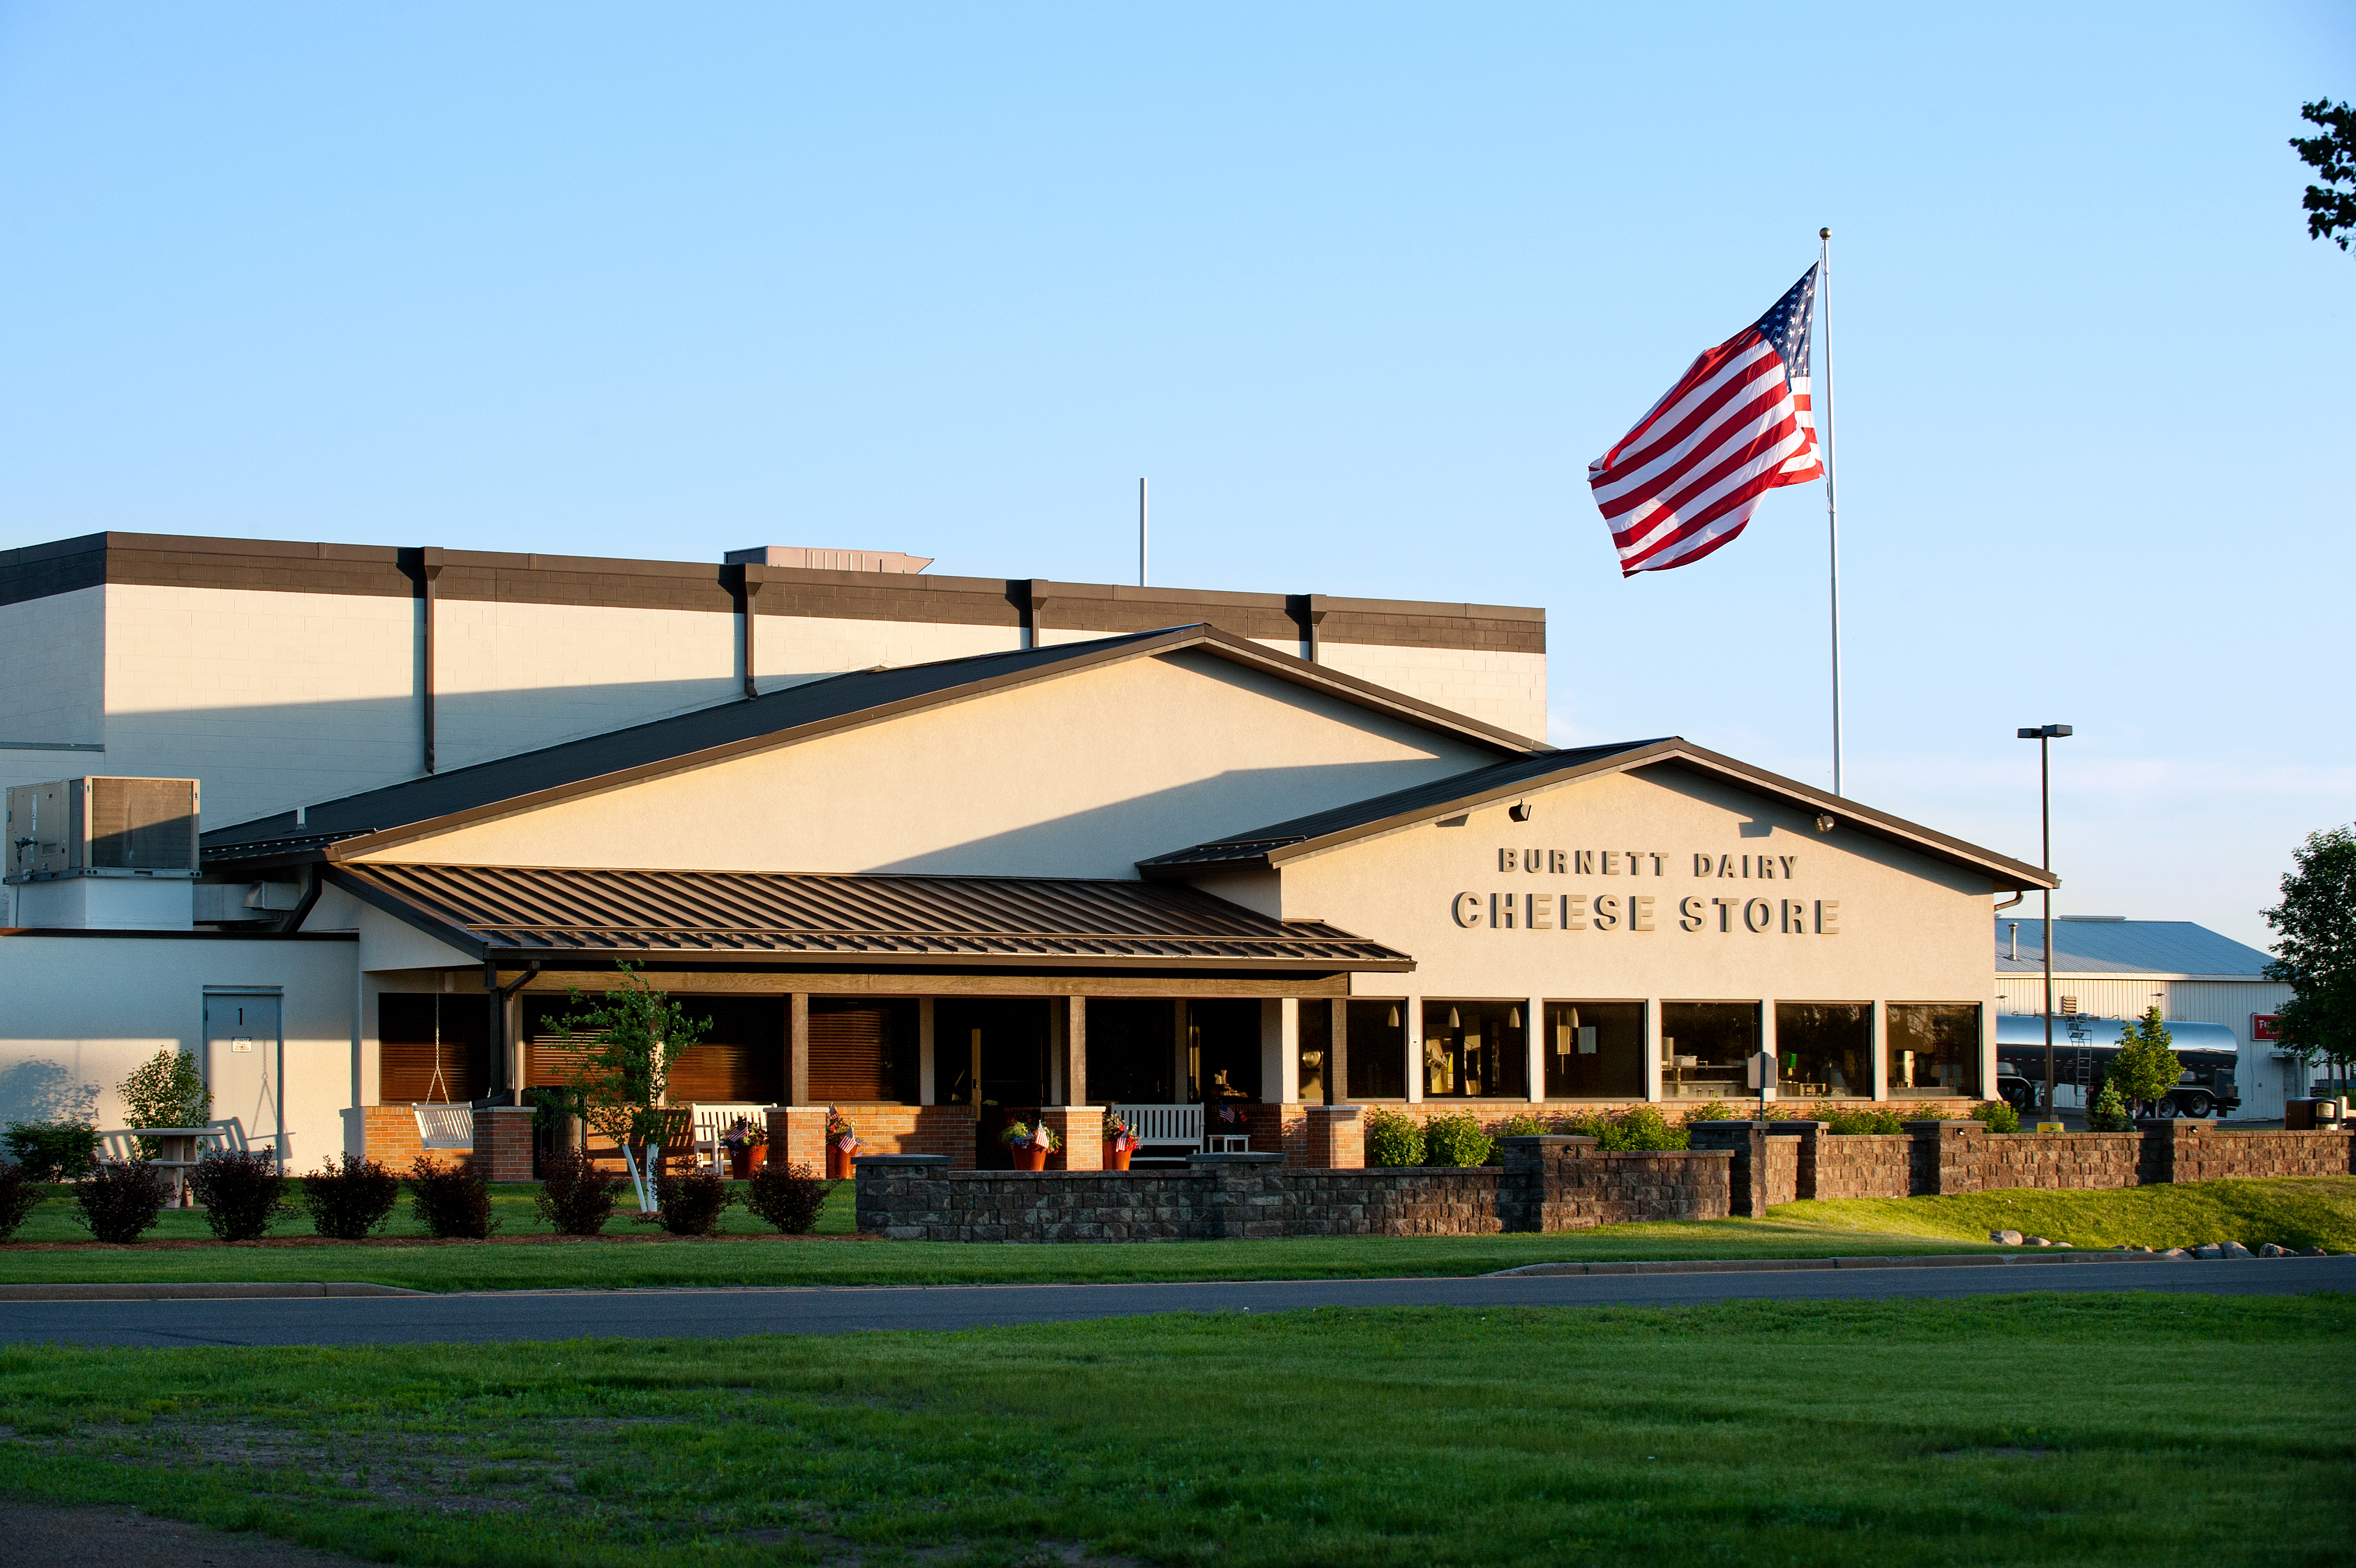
809 1006 892 1101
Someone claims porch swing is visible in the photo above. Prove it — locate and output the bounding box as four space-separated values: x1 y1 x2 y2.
411 1044 474 1152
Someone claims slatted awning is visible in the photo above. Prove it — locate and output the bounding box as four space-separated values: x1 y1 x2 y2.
328 862 1415 971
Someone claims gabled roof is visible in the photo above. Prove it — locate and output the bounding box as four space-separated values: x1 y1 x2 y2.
204 624 1540 866
1139 737 2058 893
328 862 1414 971
1993 918 2276 978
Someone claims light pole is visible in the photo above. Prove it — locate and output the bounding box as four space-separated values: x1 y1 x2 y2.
2016 723 2072 1126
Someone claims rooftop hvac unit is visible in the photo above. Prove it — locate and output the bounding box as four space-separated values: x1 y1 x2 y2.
5 778 200 884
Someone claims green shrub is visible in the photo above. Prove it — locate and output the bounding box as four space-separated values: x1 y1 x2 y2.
1491 1112 1547 1141
644 1170 735 1236
1363 1107 1425 1167
1685 1098 1741 1124
2086 1081 2134 1132
0 1162 44 1240
1423 1111 1494 1167
1971 1100 2021 1135
1565 1105 1689 1151
409 1156 497 1240
1821 1105 1904 1135
187 1150 287 1241
746 1162 831 1233
117 1049 210 1156
72 1161 167 1244
3 1121 100 1181
301 1153 401 1239
535 1150 621 1236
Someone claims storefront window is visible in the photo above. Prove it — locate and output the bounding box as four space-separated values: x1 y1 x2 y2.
1660 1002 1760 1099
1347 1000 1406 1100
1086 999 1176 1105
1420 1000 1528 1099
1888 1004 1982 1097
1543 1001 1644 1099
1774 1003 1871 1099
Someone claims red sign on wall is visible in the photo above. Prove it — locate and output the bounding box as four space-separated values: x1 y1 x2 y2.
2252 1014 2283 1042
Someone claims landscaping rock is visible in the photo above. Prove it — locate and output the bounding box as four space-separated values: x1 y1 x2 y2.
2193 1243 2223 1259
2300 1246 2327 1256
2260 1243 2287 1257
2158 1247 2190 1259
2220 1241 2254 1259
1991 1229 2024 1246
2025 1235 2053 1247
2054 1241 2072 1249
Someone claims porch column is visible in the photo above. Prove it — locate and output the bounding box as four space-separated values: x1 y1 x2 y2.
1527 994 1546 1104
787 992 810 1105
1326 996 1348 1106
918 997 937 1106
1175 1000 1192 1102
1051 995 1086 1105
1404 993 1424 1104
1644 998 1663 1102
1262 997 1299 1104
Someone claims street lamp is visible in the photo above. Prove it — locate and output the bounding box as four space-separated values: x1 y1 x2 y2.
2016 723 2073 1125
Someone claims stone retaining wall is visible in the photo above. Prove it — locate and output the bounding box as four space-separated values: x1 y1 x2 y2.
855 1139 1734 1243
853 1121 2356 1243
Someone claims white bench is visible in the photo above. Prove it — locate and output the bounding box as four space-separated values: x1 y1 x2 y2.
1109 1103 1207 1157
690 1104 772 1173
96 1125 237 1206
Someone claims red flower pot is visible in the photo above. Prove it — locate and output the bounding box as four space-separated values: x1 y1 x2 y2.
1104 1143 1132 1171
1018 1143 1049 1172
827 1146 854 1179
727 1147 767 1180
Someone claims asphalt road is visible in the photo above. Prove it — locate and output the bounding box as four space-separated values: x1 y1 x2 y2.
5 1256 2350 1348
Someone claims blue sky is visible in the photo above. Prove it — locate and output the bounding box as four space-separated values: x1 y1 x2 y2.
1 2 2349 948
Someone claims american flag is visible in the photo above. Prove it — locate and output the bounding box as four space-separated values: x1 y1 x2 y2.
1589 266 1824 576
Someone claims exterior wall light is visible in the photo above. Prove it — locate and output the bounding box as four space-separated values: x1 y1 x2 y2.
1814 813 1836 833
1508 802 1532 822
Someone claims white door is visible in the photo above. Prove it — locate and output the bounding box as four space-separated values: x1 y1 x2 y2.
205 991 284 1167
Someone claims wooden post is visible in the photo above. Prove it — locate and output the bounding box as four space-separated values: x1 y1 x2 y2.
788 992 810 1106
1063 996 1087 1106
1327 997 1348 1106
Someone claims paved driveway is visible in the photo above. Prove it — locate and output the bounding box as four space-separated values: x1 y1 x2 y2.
5 1256 2348 1347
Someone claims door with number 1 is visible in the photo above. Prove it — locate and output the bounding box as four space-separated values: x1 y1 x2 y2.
205 990 284 1166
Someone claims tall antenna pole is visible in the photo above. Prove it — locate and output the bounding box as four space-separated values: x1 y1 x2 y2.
1819 227 1844 798
1139 477 1149 588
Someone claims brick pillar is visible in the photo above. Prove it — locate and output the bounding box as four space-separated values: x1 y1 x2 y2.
1308 1104 1364 1169
1687 1120 1770 1216
1038 1105 1104 1171
1905 1120 1984 1195
470 1104 536 1183
767 1104 830 1175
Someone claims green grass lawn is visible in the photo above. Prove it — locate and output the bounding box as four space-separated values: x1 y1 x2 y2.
1 1294 2347 1567
3 1177 2350 1293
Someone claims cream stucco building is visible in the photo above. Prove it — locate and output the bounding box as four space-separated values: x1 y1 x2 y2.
3 541 2053 1173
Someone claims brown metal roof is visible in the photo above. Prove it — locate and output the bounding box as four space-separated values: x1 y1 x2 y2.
328 862 1415 971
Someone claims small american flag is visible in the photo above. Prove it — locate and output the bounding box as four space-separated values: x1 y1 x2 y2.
1589 266 1824 576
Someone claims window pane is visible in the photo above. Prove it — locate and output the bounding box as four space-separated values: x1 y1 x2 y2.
377 993 440 1102
1661 1003 1760 1099
1191 999 1262 1104
1086 999 1176 1105
1346 1000 1406 1100
1888 1004 1982 1096
1773 1003 1870 1098
1419 1000 1529 1100
1544 1001 1644 1098
809 998 918 1103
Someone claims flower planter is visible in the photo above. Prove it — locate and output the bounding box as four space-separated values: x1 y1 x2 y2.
727 1146 766 1180
827 1146 855 1180
1104 1143 1132 1171
1017 1143 1049 1172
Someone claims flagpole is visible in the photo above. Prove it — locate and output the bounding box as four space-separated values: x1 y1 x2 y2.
1819 226 1844 798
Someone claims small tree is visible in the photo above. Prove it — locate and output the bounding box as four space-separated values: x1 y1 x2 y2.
117 1048 212 1157
2109 1007 2182 1117
2292 99 2355 251
2263 825 2356 1095
557 961 710 1213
